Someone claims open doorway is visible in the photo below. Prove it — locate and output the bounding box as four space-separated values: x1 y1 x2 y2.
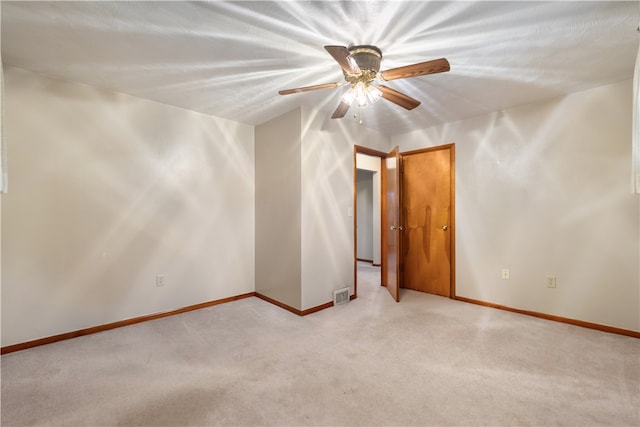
356 168 381 300
353 143 456 302
353 145 386 299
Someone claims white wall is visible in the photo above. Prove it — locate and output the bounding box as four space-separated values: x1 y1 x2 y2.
393 79 639 332
0 61 3 339
300 107 389 309
5 66 634 347
255 108 302 309
2 67 255 346
356 170 374 261
253 107 390 311
356 153 381 265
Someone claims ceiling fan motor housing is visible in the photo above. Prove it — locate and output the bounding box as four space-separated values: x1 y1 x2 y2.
345 45 382 82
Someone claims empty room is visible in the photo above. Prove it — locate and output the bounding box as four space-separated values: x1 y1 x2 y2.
1 1 639 426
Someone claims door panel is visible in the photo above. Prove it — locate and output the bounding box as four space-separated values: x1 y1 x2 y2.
402 146 453 297
381 147 401 301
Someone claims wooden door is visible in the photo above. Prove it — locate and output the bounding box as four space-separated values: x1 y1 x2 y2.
381 146 401 302
401 145 454 297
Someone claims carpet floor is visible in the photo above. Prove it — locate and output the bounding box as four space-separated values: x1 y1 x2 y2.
1 262 639 426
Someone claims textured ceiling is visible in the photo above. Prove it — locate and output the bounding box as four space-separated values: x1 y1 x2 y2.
2 1 638 136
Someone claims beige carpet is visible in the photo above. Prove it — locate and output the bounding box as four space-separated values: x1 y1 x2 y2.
2 262 639 426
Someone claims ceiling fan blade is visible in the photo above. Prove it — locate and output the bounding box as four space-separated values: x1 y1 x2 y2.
331 101 351 119
380 58 450 81
324 45 361 75
379 85 421 110
278 82 342 95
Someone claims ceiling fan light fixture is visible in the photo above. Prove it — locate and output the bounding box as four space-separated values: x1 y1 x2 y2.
342 86 356 106
355 82 368 107
342 81 382 107
366 85 382 104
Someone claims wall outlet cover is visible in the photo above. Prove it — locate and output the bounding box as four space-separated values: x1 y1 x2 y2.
546 276 557 288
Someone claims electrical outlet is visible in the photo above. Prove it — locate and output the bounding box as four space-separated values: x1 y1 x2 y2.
546 276 556 288
501 269 510 280
156 274 165 287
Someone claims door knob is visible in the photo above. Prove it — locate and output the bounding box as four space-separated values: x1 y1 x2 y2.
442 225 448 230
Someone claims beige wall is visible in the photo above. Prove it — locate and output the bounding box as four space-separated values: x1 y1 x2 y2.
2 67 255 346
300 107 389 309
255 108 302 309
393 79 639 331
3 65 636 347
255 107 390 311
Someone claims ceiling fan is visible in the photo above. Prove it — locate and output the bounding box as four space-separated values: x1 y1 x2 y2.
278 45 450 119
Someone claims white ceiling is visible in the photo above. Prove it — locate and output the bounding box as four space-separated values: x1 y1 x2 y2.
2 1 638 136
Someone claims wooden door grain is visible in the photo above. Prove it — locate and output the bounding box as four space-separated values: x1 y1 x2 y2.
401 145 454 297
381 146 401 302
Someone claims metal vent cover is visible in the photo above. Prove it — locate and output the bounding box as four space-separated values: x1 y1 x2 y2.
333 288 350 305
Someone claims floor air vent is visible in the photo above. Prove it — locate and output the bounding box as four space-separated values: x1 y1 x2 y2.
333 288 350 305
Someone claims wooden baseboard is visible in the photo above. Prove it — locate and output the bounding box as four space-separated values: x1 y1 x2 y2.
18 292 594 356
301 301 334 315
254 292 334 316
0 292 257 355
455 296 640 339
372 263 381 267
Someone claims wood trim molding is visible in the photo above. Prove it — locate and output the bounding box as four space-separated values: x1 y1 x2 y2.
401 142 456 157
254 292 301 315
3 292 344 355
455 296 640 338
449 144 456 298
354 145 387 158
12 291 628 356
254 292 335 316
1 292 257 355
301 301 335 316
